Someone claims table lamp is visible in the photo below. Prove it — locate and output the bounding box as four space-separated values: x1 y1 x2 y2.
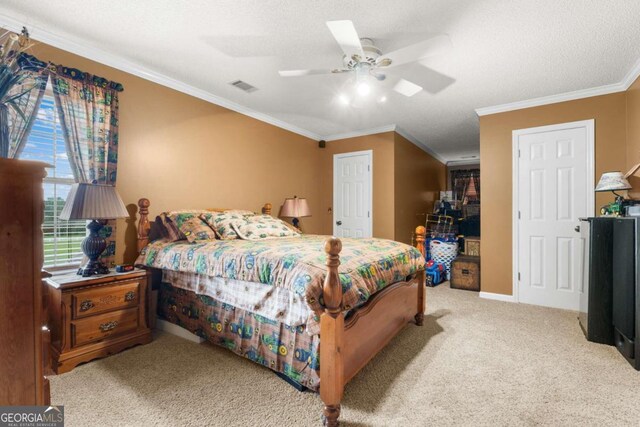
280 196 311 231
595 171 632 216
59 182 130 276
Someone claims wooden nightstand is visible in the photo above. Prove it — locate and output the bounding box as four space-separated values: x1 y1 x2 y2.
45 268 152 374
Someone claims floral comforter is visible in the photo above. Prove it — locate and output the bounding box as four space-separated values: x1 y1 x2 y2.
137 235 424 334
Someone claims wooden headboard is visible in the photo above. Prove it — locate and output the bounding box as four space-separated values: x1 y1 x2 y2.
136 198 273 253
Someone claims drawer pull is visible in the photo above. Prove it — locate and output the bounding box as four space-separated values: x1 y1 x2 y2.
124 291 136 302
99 321 119 332
79 300 95 312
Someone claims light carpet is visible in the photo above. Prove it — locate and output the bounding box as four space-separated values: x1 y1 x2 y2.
50 284 640 426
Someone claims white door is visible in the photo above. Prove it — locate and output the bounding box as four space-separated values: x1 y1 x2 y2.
333 150 372 238
514 120 594 310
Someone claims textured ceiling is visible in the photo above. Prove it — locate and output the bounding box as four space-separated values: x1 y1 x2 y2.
2 0 640 162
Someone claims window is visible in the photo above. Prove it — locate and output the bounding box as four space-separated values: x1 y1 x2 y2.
19 84 86 268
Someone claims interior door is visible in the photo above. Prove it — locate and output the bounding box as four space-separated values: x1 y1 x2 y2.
516 121 593 310
333 150 372 238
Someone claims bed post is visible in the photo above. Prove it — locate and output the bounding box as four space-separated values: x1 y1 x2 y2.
414 225 427 326
137 198 151 253
414 225 426 258
262 202 272 216
320 237 344 427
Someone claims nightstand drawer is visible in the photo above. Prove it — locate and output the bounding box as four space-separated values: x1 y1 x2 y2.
72 280 140 319
71 308 139 347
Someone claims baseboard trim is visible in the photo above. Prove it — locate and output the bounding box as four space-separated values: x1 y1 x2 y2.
479 291 516 303
156 319 205 344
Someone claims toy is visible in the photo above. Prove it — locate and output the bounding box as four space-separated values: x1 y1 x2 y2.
600 200 623 216
425 260 446 287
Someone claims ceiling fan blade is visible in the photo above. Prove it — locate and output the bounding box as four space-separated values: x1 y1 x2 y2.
326 20 365 60
393 78 423 97
278 69 349 77
382 35 452 68
370 71 386 81
394 64 456 94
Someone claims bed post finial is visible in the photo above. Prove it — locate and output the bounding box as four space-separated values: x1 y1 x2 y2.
137 198 151 253
323 237 343 316
414 225 426 258
320 236 344 427
262 202 272 216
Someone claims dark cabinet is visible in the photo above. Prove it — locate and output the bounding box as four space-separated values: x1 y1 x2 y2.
579 217 614 345
612 218 640 370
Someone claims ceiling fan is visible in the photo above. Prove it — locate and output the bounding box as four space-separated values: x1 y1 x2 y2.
278 20 454 98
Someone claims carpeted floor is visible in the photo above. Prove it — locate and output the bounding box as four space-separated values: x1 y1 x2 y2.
50 284 640 426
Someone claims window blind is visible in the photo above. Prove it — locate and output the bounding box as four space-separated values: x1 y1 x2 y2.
19 86 86 268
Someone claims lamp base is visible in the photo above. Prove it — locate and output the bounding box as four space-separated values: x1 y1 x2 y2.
77 219 110 277
77 260 110 277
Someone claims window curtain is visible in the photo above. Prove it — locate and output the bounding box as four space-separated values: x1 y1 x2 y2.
1 53 49 158
51 64 124 267
472 173 480 201
451 168 480 203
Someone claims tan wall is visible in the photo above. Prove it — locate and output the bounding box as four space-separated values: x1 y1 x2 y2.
319 132 396 239
479 92 628 295
29 42 323 264
627 78 640 196
394 133 447 244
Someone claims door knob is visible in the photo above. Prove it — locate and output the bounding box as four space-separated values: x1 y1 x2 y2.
336 221 342 226
574 225 580 233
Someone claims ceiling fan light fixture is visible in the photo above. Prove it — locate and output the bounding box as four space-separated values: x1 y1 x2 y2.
338 94 350 105
356 82 370 96
393 79 423 97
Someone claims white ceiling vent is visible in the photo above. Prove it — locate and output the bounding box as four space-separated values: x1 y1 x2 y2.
230 80 258 93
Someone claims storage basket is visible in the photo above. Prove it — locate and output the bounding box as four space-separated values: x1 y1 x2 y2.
450 256 480 291
430 240 458 280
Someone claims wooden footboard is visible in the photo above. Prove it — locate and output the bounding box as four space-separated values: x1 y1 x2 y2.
342 271 425 383
320 227 426 427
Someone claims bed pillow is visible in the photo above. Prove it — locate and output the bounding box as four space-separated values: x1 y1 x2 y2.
157 214 185 241
200 211 249 240
166 211 217 243
231 215 300 240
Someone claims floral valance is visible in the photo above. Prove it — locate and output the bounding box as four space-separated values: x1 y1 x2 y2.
17 53 124 92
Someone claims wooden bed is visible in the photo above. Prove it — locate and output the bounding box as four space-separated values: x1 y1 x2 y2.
135 198 427 426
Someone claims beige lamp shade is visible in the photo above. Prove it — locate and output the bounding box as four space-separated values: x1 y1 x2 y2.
594 171 632 192
280 196 311 218
60 183 129 220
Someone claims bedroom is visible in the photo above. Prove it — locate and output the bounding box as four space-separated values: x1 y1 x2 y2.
1 1 640 426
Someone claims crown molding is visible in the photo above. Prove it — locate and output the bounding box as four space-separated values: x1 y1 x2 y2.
475 56 640 117
446 159 480 167
323 125 448 164
621 56 640 90
394 126 448 164
0 13 323 141
323 125 397 142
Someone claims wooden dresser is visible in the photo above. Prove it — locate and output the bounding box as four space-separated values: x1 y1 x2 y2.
45 269 152 373
0 158 51 405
